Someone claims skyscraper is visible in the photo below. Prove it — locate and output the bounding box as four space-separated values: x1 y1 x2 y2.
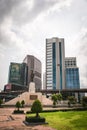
43 72 46 90
65 57 80 89
6 62 28 91
46 37 65 90
8 62 27 86
23 55 42 91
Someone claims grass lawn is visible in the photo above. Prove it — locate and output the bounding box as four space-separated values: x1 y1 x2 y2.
27 111 87 130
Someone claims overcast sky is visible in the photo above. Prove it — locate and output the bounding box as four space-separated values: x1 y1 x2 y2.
0 0 87 90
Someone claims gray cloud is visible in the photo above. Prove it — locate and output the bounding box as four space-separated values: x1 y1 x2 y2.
0 0 23 24
79 31 87 56
0 0 59 25
77 29 87 88
0 0 70 47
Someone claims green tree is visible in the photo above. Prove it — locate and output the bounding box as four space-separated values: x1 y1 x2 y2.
51 94 58 107
68 96 77 107
56 93 62 103
15 101 21 111
0 99 3 107
31 99 42 117
21 100 25 107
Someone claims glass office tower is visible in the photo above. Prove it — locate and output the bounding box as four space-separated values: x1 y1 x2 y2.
65 57 80 89
23 55 42 91
8 62 27 86
46 37 65 90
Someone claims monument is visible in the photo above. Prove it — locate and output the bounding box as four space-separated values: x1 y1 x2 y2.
29 70 35 93
5 70 47 106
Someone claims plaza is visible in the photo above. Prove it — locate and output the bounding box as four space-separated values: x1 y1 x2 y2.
0 107 56 130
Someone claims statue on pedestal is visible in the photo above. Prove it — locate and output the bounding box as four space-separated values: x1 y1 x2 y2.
29 70 35 93
30 70 34 82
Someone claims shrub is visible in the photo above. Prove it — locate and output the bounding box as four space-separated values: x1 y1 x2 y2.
56 93 62 101
21 100 25 107
51 94 58 107
31 99 42 117
15 101 21 111
25 116 45 123
0 99 3 107
13 110 24 114
26 109 58 114
68 96 77 107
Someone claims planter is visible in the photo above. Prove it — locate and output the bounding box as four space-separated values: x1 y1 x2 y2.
25 116 45 123
13 110 24 114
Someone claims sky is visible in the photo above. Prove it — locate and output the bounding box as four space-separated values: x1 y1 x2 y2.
0 0 87 90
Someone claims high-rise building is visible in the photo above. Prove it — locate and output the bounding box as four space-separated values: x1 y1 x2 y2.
43 72 46 90
7 62 28 91
23 55 42 91
46 37 65 90
65 57 80 89
46 37 80 91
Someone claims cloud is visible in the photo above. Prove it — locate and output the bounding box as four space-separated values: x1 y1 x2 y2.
0 0 23 24
78 28 87 56
75 28 87 88
0 0 72 25
0 0 57 25
0 0 73 47
0 0 73 90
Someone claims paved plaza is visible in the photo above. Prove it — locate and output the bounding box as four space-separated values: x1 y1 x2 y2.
0 107 56 130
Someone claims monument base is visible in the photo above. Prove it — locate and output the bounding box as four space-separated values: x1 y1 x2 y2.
28 82 35 93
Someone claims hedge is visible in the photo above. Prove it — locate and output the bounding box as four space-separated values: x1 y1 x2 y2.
25 116 45 123
13 110 24 114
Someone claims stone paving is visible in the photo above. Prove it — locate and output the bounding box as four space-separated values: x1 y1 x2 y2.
0 107 56 130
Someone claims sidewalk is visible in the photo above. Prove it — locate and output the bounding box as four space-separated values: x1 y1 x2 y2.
0 107 56 130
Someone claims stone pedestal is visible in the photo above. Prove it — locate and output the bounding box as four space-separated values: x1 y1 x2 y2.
29 82 35 93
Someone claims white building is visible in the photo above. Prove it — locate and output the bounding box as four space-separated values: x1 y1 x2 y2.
46 37 65 90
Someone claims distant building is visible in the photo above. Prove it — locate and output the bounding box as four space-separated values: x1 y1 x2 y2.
43 72 46 90
46 37 80 91
7 62 28 91
23 55 42 91
65 57 80 89
46 37 65 90
65 57 77 68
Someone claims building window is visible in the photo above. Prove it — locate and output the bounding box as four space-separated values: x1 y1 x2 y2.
52 43 56 90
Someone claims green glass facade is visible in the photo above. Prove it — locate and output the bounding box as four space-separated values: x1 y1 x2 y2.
52 43 56 90
8 62 28 86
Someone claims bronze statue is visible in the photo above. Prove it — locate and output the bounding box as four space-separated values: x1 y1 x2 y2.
30 70 34 82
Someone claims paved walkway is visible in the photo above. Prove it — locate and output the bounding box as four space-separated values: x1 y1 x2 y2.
0 107 56 130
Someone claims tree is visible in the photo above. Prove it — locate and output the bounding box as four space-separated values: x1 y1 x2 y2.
68 96 77 107
51 94 58 107
56 93 62 103
31 99 42 117
21 100 25 107
0 99 3 107
15 101 21 111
